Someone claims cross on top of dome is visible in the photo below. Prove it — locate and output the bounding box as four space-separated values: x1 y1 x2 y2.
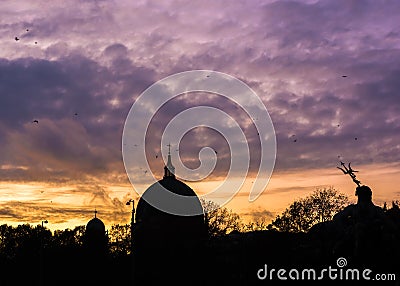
164 143 175 178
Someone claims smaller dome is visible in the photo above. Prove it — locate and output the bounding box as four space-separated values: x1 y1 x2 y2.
86 217 105 236
84 214 108 252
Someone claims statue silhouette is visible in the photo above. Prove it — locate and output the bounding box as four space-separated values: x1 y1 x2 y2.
310 185 400 273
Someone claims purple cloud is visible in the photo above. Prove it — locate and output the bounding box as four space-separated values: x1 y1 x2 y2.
0 0 399 227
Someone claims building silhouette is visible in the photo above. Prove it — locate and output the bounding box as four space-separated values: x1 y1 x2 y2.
84 210 108 254
132 146 207 285
82 210 109 285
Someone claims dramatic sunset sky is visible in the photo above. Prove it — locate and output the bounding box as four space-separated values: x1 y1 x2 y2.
1 0 399 231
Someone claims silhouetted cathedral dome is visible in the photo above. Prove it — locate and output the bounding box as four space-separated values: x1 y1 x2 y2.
132 148 207 285
135 177 204 222
133 147 206 244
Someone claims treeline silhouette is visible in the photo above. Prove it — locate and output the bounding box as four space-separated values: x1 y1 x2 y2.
0 187 399 286
0 223 131 285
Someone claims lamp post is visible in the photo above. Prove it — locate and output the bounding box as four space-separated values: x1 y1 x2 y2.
40 220 48 286
126 199 135 284
126 199 135 245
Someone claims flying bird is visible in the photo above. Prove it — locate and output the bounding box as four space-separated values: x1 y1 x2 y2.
32 120 39 124
34 41 38 44
342 75 347 78
15 36 20 41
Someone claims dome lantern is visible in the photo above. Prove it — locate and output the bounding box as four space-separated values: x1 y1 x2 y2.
164 143 175 178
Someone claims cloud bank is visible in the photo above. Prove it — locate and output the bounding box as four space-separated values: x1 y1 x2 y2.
0 0 399 226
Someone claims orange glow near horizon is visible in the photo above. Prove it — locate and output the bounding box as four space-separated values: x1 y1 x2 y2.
1 162 399 232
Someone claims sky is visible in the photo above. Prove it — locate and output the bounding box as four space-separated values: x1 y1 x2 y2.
0 0 399 231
